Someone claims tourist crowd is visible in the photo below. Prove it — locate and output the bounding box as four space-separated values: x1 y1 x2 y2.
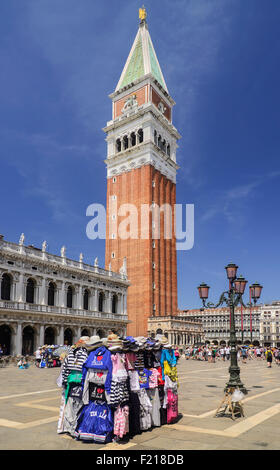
183 345 280 367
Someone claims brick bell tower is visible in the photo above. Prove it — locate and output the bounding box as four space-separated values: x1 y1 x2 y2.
104 8 181 336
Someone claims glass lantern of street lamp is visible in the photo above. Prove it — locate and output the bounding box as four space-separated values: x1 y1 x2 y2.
197 283 210 300
250 282 263 301
225 263 238 281
234 275 247 295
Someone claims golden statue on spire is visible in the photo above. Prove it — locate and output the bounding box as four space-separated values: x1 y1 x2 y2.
139 5 147 22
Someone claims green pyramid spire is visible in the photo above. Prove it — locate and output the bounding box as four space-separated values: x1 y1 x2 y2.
116 18 168 93
120 35 145 89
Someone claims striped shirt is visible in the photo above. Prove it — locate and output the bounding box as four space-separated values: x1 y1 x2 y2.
61 347 88 386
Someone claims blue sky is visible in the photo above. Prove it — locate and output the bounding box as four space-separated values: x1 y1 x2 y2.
1 0 280 309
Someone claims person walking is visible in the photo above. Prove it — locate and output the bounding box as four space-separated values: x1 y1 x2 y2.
241 346 247 364
226 346 230 360
275 348 280 365
174 347 180 363
185 347 190 360
211 347 216 364
265 348 273 368
35 348 42 367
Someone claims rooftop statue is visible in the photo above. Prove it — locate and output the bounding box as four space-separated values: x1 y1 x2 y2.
19 233 25 246
61 246 66 257
139 6 147 22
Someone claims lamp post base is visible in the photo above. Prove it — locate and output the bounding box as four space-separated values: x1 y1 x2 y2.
225 365 248 395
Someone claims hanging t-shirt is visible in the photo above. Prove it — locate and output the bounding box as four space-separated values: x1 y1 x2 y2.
125 352 136 370
128 370 140 392
163 361 178 382
111 353 128 382
157 367 165 386
138 389 152 431
88 383 106 403
138 369 152 389
134 351 145 369
149 368 160 389
147 388 161 427
68 383 83 400
109 380 130 407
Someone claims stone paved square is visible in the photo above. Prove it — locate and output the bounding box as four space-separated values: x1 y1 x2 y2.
0 356 279 450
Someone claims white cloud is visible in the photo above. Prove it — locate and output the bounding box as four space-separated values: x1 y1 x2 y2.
200 171 280 225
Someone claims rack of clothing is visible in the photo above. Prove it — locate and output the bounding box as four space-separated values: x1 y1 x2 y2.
57 333 179 444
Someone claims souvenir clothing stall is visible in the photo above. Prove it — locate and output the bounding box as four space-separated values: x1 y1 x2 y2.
57 334 179 444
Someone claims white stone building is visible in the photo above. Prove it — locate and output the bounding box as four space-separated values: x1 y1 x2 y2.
259 301 280 347
180 306 261 345
147 314 204 349
0 234 129 356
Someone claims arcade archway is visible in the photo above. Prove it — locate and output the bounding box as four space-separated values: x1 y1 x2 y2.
0 325 11 355
22 326 35 355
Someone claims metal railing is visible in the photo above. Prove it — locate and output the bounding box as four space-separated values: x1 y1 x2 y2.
0 300 128 322
0 240 128 282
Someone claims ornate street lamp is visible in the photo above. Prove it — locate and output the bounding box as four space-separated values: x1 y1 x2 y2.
247 282 263 343
197 264 263 395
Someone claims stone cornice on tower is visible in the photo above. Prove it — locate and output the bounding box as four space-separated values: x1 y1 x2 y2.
109 74 175 108
103 102 181 141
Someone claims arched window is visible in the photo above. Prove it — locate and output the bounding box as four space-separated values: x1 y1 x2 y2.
98 292 104 312
83 289 89 310
167 144 170 156
116 139 122 153
22 326 34 355
158 135 162 148
26 278 35 304
48 282 55 306
123 135 128 150
131 132 136 146
44 327 55 345
67 286 73 308
154 130 157 144
64 328 73 346
138 129 143 143
81 328 89 337
1 273 12 301
116 138 121 153
112 294 118 314
97 329 105 338
0 325 11 355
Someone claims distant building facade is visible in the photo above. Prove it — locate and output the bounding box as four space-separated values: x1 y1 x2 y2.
180 306 261 345
148 314 204 348
0 235 129 356
259 301 280 347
